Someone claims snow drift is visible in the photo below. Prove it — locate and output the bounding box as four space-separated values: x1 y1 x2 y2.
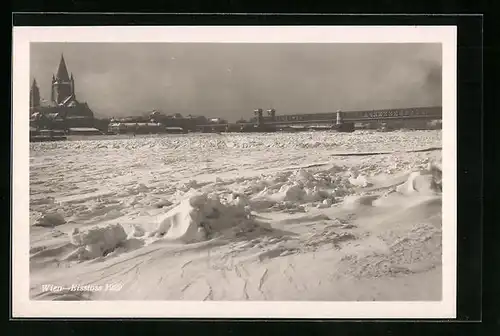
247 167 354 211
68 224 128 260
153 192 262 243
34 213 66 227
396 162 442 195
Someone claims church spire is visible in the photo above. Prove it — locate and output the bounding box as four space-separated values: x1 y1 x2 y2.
70 72 76 97
55 54 70 82
30 77 40 108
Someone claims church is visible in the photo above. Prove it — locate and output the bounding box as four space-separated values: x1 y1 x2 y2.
30 54 95 129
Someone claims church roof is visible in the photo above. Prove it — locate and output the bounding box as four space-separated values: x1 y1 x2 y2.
55 54 70 82
59 94 75 107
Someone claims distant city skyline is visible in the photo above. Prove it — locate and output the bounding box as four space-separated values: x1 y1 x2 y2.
30 43 442 122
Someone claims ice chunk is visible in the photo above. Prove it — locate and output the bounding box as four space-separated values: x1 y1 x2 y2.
34 213 66 227
69 223 127 259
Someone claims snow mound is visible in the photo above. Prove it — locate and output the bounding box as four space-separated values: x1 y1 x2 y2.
34 213 66 227
343 195 380 209
129 224 146 238
396 162 442 195
246 167 353 210
348 174 372 187
154 192 257 243
69 224 128 259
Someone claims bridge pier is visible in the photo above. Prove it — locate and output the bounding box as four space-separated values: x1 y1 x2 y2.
336 110 343 125
254 108 264 128
267 109 276 122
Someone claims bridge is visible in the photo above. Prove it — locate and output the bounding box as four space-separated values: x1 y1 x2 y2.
261 106 442 126
196 106 442 132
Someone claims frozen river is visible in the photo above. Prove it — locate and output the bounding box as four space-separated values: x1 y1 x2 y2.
29 130 443 302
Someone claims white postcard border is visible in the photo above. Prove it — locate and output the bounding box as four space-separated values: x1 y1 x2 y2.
12 25 457 319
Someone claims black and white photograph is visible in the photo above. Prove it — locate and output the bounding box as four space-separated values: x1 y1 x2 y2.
12 26 457 318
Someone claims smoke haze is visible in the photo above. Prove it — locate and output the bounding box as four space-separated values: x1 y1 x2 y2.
30 43 442 121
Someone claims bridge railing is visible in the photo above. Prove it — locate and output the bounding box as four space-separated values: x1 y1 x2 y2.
197 106 442 129
254 106 442 123
344 107 442 121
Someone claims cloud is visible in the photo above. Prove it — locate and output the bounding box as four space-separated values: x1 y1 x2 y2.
30 43 442 121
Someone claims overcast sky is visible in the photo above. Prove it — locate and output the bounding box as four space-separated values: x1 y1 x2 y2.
30 43 442 121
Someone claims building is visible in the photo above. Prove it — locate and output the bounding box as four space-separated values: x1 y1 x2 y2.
149 112 208 131
30 54 95 130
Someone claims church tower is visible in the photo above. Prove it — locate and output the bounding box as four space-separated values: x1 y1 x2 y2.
70 73 76 100
30 78 40 108
51 54 74 105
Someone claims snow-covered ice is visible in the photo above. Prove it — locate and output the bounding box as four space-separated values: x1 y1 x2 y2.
29 130 443 301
